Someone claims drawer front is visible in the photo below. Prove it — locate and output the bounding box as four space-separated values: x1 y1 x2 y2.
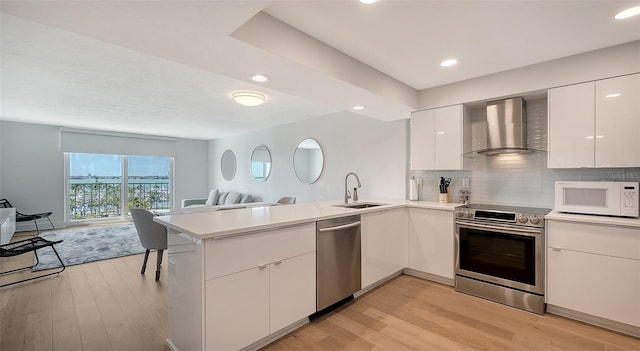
547 221 640 260
205 223 315 280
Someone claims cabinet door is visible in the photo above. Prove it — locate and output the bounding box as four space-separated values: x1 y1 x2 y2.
595 73 640 167
547 248 640 327
434 105 463 170
361 209 408 289
548 82 595 168
410 109 435 170
205 267 270 351
408 208 455 280
270 252 316 333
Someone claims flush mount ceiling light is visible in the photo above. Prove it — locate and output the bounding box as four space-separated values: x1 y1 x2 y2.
232 91 266 106
440 58 458 67
251 74 268 82
360 0 378 4
606 92 622 98
615 5 640 19
352 105 366 110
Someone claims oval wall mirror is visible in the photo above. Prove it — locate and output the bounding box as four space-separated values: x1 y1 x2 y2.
250 144 272 182
293 138 324 184
220 149 237 181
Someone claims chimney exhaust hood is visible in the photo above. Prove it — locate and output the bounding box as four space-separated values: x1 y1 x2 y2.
477 97 534 156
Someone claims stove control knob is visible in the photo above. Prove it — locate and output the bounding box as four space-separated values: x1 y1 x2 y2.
529 215 541 225
517 214 529 223
464 211 473 218
455 211 464 218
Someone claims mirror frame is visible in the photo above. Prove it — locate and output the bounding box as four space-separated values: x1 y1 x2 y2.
250 144 272 182
220 149 237 181
293 138 324 184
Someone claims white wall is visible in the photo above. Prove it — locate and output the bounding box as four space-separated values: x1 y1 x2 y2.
0 121 209 230
419 40 640 109
208 112 408 204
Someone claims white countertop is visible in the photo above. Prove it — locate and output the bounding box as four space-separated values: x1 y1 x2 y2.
546 210 640 228
154 199 461 240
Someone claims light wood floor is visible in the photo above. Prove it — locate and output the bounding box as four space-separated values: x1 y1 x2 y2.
2 232 638 351
0 231 169 351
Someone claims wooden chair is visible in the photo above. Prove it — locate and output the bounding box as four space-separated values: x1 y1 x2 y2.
0 199 54 234
130 209 167 281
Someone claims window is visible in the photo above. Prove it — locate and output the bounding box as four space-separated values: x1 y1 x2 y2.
67 153 172 222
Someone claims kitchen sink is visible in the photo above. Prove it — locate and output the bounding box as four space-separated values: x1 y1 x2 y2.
334 202 388 209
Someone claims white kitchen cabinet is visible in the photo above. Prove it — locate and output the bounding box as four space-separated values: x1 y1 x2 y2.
270 252 316 333
548 73 640 168
205 267 270 351
547 220 640 329
410 105 463 170
361 208 408 289
170 222 316 351
548 82 595 168
595 74 640 167
407 207 455 282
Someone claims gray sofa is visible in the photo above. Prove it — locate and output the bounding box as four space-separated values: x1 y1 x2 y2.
181 189 254 208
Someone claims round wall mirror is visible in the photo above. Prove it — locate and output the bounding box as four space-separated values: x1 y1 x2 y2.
220 149 237 181
293 138 324 184
250 144 272 182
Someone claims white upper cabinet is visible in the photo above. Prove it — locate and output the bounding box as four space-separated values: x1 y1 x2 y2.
548 73 640 168
410 105 463 170
595 74 640 167
548 82 595 168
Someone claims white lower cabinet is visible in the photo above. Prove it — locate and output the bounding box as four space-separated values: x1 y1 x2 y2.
168 222 316 351
206 267 270 351
547 220 640 329
361 208 408 289
408 208 455 281
270 252 316 333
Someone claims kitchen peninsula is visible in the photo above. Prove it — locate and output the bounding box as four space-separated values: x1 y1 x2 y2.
155 200 460 351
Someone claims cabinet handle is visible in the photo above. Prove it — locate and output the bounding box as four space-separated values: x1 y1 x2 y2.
550 246 562 251
274 261 282 265
258 264 268 269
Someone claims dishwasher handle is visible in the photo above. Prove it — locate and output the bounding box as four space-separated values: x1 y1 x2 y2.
317 221 361 232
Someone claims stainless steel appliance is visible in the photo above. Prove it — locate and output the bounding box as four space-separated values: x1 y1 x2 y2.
555 181 639 217
455 204 550 314
316 215 361 311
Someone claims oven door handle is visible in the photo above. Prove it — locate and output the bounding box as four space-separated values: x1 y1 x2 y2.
456 222 542 236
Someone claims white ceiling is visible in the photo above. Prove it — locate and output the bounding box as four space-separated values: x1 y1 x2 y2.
1 0 639 140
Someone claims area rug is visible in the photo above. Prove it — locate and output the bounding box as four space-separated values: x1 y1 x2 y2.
33 224 144 271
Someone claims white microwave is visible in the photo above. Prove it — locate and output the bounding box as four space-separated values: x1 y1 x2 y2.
555 181 639 218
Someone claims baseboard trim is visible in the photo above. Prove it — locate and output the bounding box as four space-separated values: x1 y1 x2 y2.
403 268 455 286
241 317 309 351
165 338 178 351
547 305 639 338
355 270 403 298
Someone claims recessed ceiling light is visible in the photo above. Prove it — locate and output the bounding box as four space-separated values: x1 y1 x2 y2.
360 0 378 4
440 58 458 67
251 74 268 82
352 105 366 110
615 5 640 19
232 91 267 106
606 93 622 98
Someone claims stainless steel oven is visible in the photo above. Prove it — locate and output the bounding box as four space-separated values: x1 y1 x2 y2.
454 205 549 314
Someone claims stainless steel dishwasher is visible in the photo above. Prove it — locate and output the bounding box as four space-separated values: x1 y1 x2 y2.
316 215 361 311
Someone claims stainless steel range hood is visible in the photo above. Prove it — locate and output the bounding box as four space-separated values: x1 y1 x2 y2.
478 97 531 155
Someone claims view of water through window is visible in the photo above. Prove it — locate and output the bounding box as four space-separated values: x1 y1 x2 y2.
69 153 171 220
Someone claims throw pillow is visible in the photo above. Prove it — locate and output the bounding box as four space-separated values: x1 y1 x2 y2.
225 191 242 205
205 189 219 206
216 192 228 205
240 194 253 203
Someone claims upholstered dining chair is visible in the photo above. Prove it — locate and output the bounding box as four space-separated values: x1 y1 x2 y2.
130 208 167 281
276 197 296 205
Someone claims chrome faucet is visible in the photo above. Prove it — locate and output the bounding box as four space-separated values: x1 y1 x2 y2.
344 172 362 203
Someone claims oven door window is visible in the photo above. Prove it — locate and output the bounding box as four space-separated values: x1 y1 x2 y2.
459 226 536 286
